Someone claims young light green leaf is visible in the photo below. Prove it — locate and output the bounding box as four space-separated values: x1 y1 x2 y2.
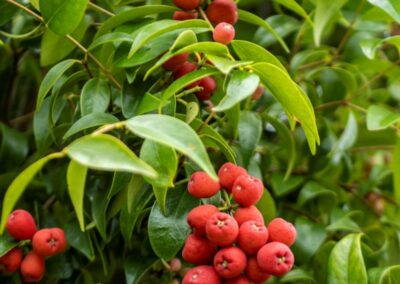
39 0 88 35
368 265 400 284
367 0 400 23
186 102 199 124
393 138 400 204
360 36 400 59
367 105 400 131
274 0 313 25
37 59 80 110
238 10 289 53
125 115 217 180
0 152 65 234
67 160 88 231
213 71 260 112
170 30 197 52
65 134 157 178
80 78 111 116
327 233 367 284
206 55 252 75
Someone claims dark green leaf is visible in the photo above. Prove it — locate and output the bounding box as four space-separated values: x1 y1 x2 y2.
65 221 95 260
80 78 111 116
238 111 262 167
256 189 276 224
125 257 159 284
0 235 18 257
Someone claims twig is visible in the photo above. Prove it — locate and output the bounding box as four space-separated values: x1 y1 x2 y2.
88 1 115 17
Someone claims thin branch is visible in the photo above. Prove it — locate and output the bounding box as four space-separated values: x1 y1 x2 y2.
198 7 214 31
88 1 115 17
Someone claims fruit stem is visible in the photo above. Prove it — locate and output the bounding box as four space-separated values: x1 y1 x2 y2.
198 7 214 31
222 190 231 208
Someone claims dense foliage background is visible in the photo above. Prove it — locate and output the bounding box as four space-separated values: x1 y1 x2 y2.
1 0 400 283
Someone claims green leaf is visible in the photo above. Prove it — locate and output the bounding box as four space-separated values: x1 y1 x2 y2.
107 172 131 199
297 181 337 212
0 123 29 171
327 233 367 284
367 0 400 23
0 235 18 257
0 152 65 234
238 10 289 53
36 59 79 110
80 78 111 116
213 71 259 112
30 0 39 10
281 268 316 283
63 113 119 140
368 265 400 284
65 134 157 178
125 115 217 180
270 172 304 197
238 111 262 167
0 1 18 26
125 257 159 284
330 112 358 164
39 0 88 35
65 221 95 260
148 187 199 260
186 102 199 124
393 138 400 204
360 36 400 59
91 184 109 240
252 63 320 153
367 105 400 131
67 160 88 232
274 0 313 25
256 189 276 224
206 55 252 75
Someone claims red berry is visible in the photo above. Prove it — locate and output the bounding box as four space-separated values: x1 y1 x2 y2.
187 204 220 237
206 213 239 246
238 221 269 255
223 276 250 284
173 10 199 21
168 258 182 272
0 248 23 273
173 0 200 10
195 77 217 101
245 256 271 283
182 234 217 265
268 218 297 247
232 175 264 207
173 62 197 80
218 163 247 192
20 251 45 283
6 209 37 241
206 0 238 25
183 265 221 284
213 22 236 45
32 228 67 257
214 247 247 279
234 206 264 226
188 171 220 198
163 53 189 71
252 86 264 101
257 242 294 276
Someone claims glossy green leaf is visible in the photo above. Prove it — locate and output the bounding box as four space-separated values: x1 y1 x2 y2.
186 102 199 124
170 30 197 51
238 9 289 53
80 78 111 116
63 113 119 140
91 184 109 240
330 112 358 164
125 115 217 180
125 257 159 284
67 160 88 231
148 188 199 260
367 0 400 23
360 36 400 59
281 268 316 283
0 235 18 257
65 134 157 178
256 189 276 224
297 181 337 212
238 111 262 167
30 0 39 10
65 221 95 260
107 172 132 199
274 0 313 25
0 152 65 234
206 55 252 75
393 138 400 204
270 172 304 197
36 59 79 110
367 105 400 130
327 233 367 284
39 0 88 35
0 123 29 171
368 265 400 284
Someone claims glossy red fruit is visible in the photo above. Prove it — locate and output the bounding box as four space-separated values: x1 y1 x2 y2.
213 22 236 45
214 247 247 278
173 0 200 11
182 234 217 265
173 10 198 21
6 209 37 241
252 86 264 101
206 0 238 25
257 242 294 276
232 175 264 207
218 163 247 192
195 77 217 101
223 276 250 284
268 218 297 247
187 204 220 237
32 228 67 257
238 221 269 255
183 265 221 284
206 213 239 246
234 206 264 226
162 53 189 71
245 256 271 283
20 251 45 283
188 171 220 198
0 247 23 273
173 62 197 80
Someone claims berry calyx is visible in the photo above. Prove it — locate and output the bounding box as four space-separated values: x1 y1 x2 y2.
234 206 264 226
20 251 45 283
172 0 200 11
213 22 236 45
182 234 217 265
0 247 23 273
213 247 247 278
183 265 221 284
245 256 271 283
267 218 297 247
206 213 239 246
195 76 217 101
218 163 247 192
173 11 198 21
188 171 220 198
257 242 294 276
187 204 219 237
238 220 269 255
32 228 67 257
232 175 264 207
206 0 238 25
162 53 189 71
6 209 37 241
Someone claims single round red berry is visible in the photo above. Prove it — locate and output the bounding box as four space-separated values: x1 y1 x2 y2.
173 10 198 21
173 62 197 80
20 251 45 283
223 275 250 284
172 0 200 11
206 213 239 246
213 247 247 278
257 242 294 276
32 228 67 257
187 204 220 237
188 171 220 198
252 86 265 101
234 206 264 226
206 0 238 25
245 256 271 283
182 234 217 265
195 77 217 101
183 265 221 284
213 22 236 45
238 220 269 255
0 247 23 273
232 175 264 207
218 163 247 192
268 218 297 247
6 209 37 240
163 53 189 71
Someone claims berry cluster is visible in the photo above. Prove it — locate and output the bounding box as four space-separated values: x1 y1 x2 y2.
0 209 67 283
172 0 238 45
182 163 297 283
